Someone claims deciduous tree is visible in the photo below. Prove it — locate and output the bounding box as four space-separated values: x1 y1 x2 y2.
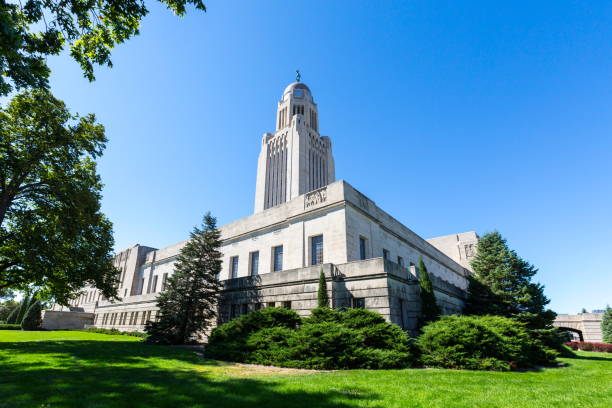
0 89 119 304
0 0 206 95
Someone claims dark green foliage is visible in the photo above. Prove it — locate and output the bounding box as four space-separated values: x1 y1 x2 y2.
416 315 558 371
206 307 416 369
602 306 612 344
418 258 440 326
465 232 555 330
317 269 329 308
20 300 42 330
145 214 223 345
581 308 588 314
0 90 119 303
205 307 301 361
79 328 148 339
0 0 207 95
0 324 21 330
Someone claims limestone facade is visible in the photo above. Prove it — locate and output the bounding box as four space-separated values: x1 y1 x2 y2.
49 80 477 334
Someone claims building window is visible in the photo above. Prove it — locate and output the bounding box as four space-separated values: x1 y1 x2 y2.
254 303 262 310
310 235 323 265
267 302 276 308
383 249 390 261
353 298 365 308
151 275 158 293
230 304 239 319
230 256 239 279
273 245 283 272
410 262 417 276
241 304 249 315
249 251 259 276
161 273 168 291
359 237 367 260
282 301 292 309
397 256 404 268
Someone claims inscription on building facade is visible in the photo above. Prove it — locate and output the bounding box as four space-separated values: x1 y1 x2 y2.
304 187 328 209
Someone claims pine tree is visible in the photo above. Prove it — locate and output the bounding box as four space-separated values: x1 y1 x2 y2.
581 308 588 314
465 232 556 330
145 213 223 345
418 258 441 326
602 306 612 344
21 300 43 330
317 268 329 308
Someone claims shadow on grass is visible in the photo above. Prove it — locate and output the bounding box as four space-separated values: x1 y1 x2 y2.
0 340 380 408
565 353 612 362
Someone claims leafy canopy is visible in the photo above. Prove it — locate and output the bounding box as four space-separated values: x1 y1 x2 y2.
0 89 119 304
0 0 206 95
145 213 223 345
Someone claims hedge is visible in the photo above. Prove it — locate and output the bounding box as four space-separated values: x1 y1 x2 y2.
565 341 612 353
78 328 148 338
0 324 21 330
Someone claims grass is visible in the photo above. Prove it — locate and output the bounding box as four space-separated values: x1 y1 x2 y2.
1 331 611 408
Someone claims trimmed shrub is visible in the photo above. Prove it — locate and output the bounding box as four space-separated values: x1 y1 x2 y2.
206 307 301 361
206 306 417 369
0 324 21 330
565 341 612 353
79 328 148 338
20 300 42 331
416 315 558 371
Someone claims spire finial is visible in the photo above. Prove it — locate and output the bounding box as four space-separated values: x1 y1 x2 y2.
295 70 301 83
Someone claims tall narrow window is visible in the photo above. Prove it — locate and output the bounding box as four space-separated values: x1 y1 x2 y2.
161 273 168 291
410 262 417 276
383 249 390 261
230 256 239 279
359 237 367 260
311 235 324 265
250 251 259 276
273 245 283 272
151 275 158 293
397 256 404 268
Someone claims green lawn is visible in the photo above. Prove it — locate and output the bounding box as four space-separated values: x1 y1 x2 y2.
1 331 610 408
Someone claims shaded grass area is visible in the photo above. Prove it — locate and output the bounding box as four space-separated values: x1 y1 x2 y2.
1 331 611 408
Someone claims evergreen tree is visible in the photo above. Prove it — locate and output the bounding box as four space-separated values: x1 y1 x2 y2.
145 213 223 345
602 306 612 344
317 268 329 308
21 300 43 330
465 232 556 330
418 258 441 326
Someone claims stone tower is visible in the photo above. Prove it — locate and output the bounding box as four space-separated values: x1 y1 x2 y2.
254 80 335 213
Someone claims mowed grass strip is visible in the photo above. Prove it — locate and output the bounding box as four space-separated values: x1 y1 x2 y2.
1 330 610 408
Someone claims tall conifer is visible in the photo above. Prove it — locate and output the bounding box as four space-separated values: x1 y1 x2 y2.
145 213 223 344
418 258 441 326
602 306 612 344
317 268 329 308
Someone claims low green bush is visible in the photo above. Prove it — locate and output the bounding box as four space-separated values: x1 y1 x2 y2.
0 324 21 330
416 315 558 371
78 328 148 338
206 307 417 369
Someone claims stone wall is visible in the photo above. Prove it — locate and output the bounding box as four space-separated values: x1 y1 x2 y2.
41 310 94 330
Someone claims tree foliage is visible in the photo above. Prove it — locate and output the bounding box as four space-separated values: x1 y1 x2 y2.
0 299 18 322
0 90 119 304
317 268 329 308
465 232 556 330
20 299 43 330
418 258 440 326
602 306 612 344
145 213 223 345
417 315 558 371
0 0 206 95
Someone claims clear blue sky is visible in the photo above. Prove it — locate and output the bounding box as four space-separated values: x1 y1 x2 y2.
43 1 611 314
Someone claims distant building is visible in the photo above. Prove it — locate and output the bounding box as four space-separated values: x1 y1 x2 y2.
51 79 478 334
554 313 604 342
